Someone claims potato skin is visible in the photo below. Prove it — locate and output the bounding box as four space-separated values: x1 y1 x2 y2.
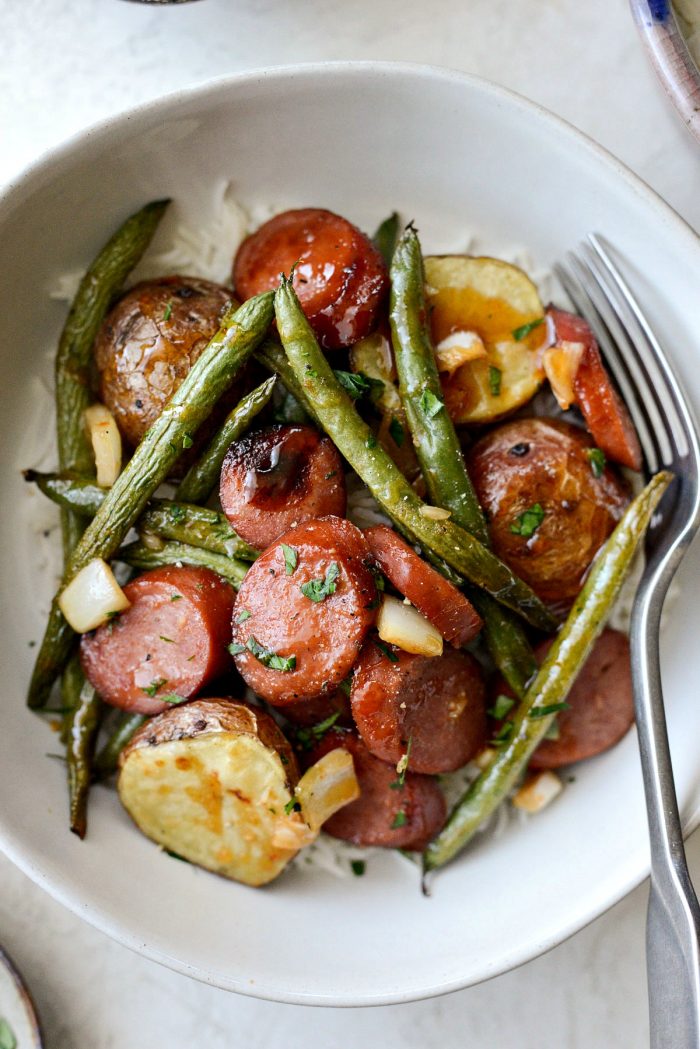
467 418 629 610
95 276 233 448
120 697 299 784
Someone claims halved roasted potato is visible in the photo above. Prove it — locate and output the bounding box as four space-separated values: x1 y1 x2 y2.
118 698 303 887
118 698 360 887
424 256 546 425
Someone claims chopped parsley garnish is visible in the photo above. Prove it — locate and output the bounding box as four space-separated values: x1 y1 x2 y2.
246 635 296 672
391 810 408 829
228 642 246 655
374 640 399 663
351 860 366 876
105 609 121 635
159 694 187 705
491 720 514 747
338 673 353 697
488 694 515 721
334 369 384 400
512 317 545 341
169 504 186 523
488 365 502 397
170 593 183 601
280 543 298 575
159 635 175 644
300 561 340 603
390 737 413 790
284 798 301 815
419 388 444 418
528 702 570 719
586 447 607 478
141 678 167 697
295 711 341 750
163 301 173 323
510 503 545 538
182 434 194 450
366 434 378 449
236 609 252 624
389 415 405 447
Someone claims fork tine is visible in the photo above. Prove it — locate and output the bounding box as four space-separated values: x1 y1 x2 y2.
587 234 693 461
552 260 661 473
566 249 672 469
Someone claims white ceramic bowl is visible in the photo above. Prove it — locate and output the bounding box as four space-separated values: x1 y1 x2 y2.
2 63 700 1007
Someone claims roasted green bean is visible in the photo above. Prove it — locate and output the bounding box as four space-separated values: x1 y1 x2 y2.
118 539 249 588
423 470 673 872
372 212 400 268
55 199 169 560
389 224 537 694
93 712 147 780
274 277 555 632
26 472 258 562
62 653 102 839
177 375 276 504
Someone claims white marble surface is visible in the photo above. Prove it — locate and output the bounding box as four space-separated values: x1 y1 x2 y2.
1 1 699 1046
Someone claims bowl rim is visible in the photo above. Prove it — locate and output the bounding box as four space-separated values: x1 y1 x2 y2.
2 60 700 1005
629 0 700 142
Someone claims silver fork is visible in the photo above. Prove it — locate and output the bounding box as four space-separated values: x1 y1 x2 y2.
555 236 700 1048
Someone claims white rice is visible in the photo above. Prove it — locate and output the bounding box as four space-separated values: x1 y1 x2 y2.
33 183 653 879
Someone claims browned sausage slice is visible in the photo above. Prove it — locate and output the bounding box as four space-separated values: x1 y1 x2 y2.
95 276 233 448
231 517 377 706
490 628 634 768
232 208 389 349
80 566 235 715
467 418 629 611
350 642 487 774
308 730 446 850
281 690 352 728
547 306 642 471
219 424 346 549
364 525 482 645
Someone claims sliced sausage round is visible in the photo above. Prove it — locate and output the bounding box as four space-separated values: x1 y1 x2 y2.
281 690 352 728
95 276 233 448
80 566 235 715
364 525 482 645
232 208 389 349
490 628 634 768
350 642 487 774
231 517 377 706
467 417 629 611
307 730 446 851
547 306 642 471
220 424 346 550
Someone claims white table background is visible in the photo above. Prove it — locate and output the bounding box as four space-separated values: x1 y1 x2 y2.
1 1 699 1046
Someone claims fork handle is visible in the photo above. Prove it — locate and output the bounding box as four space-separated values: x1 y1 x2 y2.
632 589 700 1048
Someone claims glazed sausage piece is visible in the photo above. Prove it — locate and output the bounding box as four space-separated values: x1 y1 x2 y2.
467 418 629 611
95 276 233 448
231 517 377 706
308 730 446 851
350 642 487 774
364 525 482 645
547 306 642 471
490 628 634 768
232 208 389 349
281 690 352 728
219 424 346 549
80 566 235 716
